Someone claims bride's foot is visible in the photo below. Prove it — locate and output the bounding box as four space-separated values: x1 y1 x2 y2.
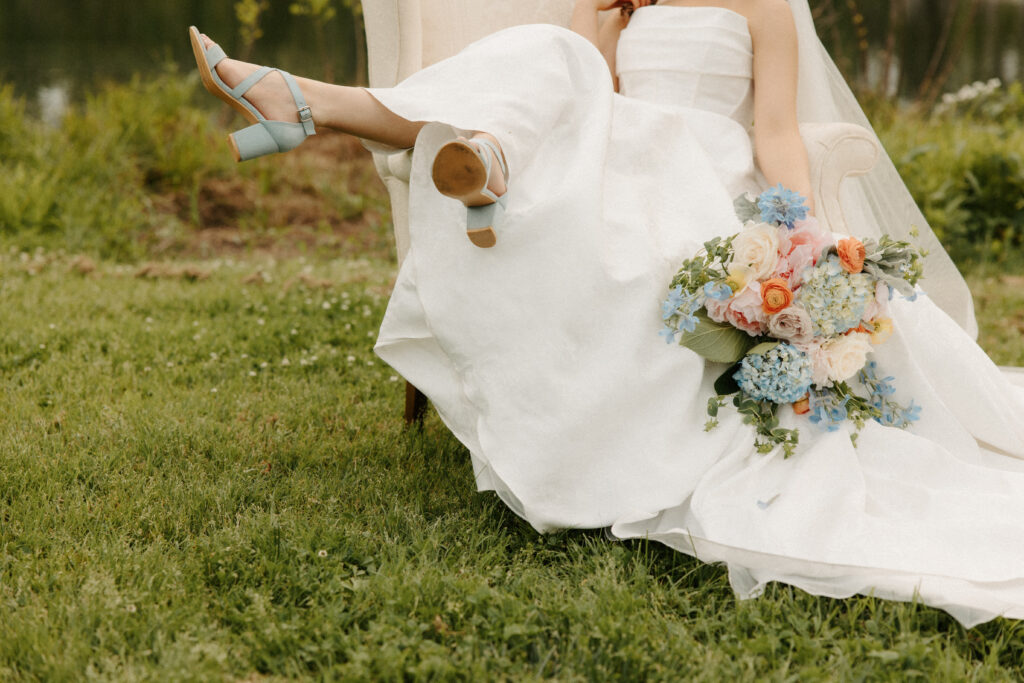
431 135 510 248
189 26 315 161
198 34 302 125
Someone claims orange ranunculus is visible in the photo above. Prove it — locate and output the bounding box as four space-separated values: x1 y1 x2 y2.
792 395 811 415
837 237 867 274
761 278 793 315
845 323 871 335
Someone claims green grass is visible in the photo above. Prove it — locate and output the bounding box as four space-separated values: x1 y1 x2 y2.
2 248 1024 681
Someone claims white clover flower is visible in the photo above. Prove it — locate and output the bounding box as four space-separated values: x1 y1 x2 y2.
317 549 328 558
257 318 265 326
281 358 290 366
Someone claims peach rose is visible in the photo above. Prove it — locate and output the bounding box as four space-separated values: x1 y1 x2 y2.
704 282 767 337
761 278 794 315
837 237 866 274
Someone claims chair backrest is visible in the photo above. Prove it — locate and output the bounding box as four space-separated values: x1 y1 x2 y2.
363 0 576 87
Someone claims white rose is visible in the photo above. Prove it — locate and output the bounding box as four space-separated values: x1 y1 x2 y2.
821 333 873 384
731 222 780 280
767 305 814 346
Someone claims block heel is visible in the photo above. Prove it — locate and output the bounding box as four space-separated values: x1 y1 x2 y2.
431 138 510 248
189 26 316 162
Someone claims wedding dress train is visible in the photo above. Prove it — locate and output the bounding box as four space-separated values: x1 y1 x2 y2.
367 6 1024 626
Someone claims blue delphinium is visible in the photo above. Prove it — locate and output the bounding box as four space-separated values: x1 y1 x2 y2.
758 183 809 228
734 343 814 404
661 285 703 343
859 362 921 428
662 285 688 320
807 390 848 432
703 281 733 301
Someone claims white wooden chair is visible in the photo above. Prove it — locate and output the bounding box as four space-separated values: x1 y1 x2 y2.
361 0 880 422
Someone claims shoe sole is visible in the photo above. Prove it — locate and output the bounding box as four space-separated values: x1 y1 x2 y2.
432 140 489 203
189 25 258 161
432 140 504 248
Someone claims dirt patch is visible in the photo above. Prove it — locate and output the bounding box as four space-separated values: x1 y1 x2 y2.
151 131 396 261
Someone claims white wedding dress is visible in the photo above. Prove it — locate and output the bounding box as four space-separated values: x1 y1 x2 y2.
367 6 1024 626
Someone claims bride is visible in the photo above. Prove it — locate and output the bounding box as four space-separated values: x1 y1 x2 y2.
189 0 1024 626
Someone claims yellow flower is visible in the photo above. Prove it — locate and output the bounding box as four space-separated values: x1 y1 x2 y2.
870 317 894 345
725 265 754 295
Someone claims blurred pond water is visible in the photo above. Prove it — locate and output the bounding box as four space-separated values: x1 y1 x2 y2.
0 0 1021 116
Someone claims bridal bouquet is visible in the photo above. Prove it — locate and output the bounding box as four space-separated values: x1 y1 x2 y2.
661 184 925 456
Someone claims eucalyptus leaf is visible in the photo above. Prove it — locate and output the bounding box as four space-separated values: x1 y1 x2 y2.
733 193 760 223
679 311 758 363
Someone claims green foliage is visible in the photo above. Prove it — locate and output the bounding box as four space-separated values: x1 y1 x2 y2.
872 84 1024 265
0 72 231 259
235 0 270 54
1 250 1024 679
680 311 757 364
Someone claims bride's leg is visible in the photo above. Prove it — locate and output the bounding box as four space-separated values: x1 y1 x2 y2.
200 34 506 199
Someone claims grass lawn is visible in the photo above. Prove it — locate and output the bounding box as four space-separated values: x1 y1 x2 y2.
1 245 1023 681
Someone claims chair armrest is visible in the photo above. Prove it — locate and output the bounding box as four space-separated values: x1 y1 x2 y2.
800 122 879 235
372 149 415 265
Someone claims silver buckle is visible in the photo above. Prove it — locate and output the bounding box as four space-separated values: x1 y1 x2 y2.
298 105 313 122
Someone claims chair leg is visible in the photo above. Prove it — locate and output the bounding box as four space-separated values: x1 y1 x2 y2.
404 381 428 424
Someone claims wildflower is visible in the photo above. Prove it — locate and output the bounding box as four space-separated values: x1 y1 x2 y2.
125 604 137 613
703 281 733 301
758 184 809 228
317 549 328 558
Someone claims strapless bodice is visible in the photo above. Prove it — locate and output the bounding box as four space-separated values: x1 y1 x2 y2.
616 5 754 128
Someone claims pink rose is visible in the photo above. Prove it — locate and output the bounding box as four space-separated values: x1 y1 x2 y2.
705 282 767 337
779 217 832 264
771 243 816 289
862 280 891 321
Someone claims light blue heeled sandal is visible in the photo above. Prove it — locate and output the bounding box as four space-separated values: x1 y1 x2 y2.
188 26 315 162
431 137 509 249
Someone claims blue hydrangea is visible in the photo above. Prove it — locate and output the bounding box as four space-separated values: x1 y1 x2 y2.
703 281 733 301
796 255 875 336
758 184 809 228
734 343 814 404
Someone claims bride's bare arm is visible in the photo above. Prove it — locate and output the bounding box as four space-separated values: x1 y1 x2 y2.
571 0 649 88
750 0 815 214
